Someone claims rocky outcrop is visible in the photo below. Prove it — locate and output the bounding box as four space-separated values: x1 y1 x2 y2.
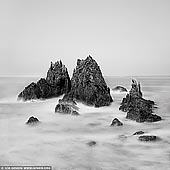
55 99 79 115
26 116 40 124
110 118 123 126
119 79 161 123
138 135 160 142
18 61 71 101
62 55 113 107
112 86 127 92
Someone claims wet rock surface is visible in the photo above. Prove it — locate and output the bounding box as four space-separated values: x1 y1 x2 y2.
138 135 160 142
112 86 127 92
26 116 40 124
18 61 71 101
110 118 123 126
62 55 113 107
119 79 161 123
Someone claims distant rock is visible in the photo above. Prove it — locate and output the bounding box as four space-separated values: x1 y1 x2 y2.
119 79 161 123
62 55 113 107
133 131 145 135
26 116 40 124
55 99 79 115
112 86 127 92
18 61 71 101
110 118 123 126
87 141 96 147
138 135 160 142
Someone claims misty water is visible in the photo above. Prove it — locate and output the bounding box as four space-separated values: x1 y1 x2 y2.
0 76 170 170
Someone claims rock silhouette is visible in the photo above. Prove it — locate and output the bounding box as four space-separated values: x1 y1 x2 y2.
62 55 113 107
119 79 161 122
138 135 160 142
18 61 71 101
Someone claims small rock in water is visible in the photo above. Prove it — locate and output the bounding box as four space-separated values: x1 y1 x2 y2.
55 100 79 116
110 118 123 126
112 86 127 92
138 135 160 142
26 116 40 124
133 131 145 135
87 141 96 147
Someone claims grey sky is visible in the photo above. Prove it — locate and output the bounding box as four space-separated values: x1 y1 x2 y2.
0 0 170 77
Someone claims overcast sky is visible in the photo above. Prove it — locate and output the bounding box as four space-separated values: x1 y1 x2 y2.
1 0 170 77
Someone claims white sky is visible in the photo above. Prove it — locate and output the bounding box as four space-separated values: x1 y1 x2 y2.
0 0 170 77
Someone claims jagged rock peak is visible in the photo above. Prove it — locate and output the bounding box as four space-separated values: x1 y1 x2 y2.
62 55 113 107
130 79 142 98
18 60 71 101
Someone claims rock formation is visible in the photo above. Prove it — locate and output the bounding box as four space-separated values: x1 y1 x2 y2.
55 99 79 115
18 61 71 101
110 118 123 126
26 116 40 124
112 86 127 92
62 55 113 107
119 79 161 123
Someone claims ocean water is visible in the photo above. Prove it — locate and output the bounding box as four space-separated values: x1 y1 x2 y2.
0 76 170 170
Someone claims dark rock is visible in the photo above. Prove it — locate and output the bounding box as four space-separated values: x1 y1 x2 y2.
18 61 71 101
87 141 96 147
112 86 127 92
138 135 160 142
119 79 161 123
55 100 79 115
110 118 123 126
62 55 113 107
133 131 145 135
26 116 40 124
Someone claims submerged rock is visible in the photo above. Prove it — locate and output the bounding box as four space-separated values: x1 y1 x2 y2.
133 131 145 135
87 141 96 147
55 99 79 115
26 116 40 124
62 55 113 107
138 135 160 142
18 61 71 101
119 79 161 123
110 118 123 126
112 86 127 92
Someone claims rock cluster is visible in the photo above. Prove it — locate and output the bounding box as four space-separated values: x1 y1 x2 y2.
18 61 71 101
119 79 161 123
62 55 113 107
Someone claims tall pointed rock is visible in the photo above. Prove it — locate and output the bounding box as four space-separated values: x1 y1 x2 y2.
62 55 113 107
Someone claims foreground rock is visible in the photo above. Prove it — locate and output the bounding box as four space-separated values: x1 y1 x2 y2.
26 116 40 124
110 118 123 126
138 135 160 142
62 55 113 107
119 79 161 123
55 99 79 115
112 86 127 92
18 61 71 101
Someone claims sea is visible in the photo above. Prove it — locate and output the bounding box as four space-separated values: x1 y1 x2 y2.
0 76 170 170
